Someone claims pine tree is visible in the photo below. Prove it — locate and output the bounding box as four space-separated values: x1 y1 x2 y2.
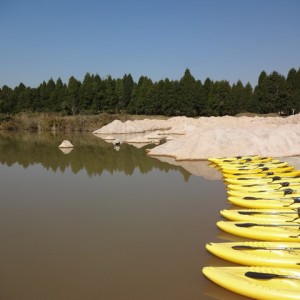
91 74 102 113
0 85 14 113
202 78 213 115
119 74 134 111
161 79 179 116
102 76 117 113
45 78 56 110
50 78 66 112
264 71 288 114
127 76 153 114
178 68 199 116
13 83 26 113
208 80 231 116
79 72 94 112
251 71 268 113
230 80 253 114
65 76 81 115
286 67 300 114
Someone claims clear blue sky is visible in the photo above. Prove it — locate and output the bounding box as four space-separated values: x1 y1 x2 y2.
1 0 299 88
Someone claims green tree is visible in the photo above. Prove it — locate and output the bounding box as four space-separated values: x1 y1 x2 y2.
91 74 102 113
177 68 201 116
64 76 81 115
44 78 56 110
79 73 94 111
230 80 253 114
114 78 124 113
201 78 213 115
49 78 66 112
160 79 179 116
15 86 36 112
102 75 117 113
118 74 134 111
127 76 153 114
262 71 288 114
145 81 163 115
286 67 300 114
208 80 231 116
243 82 254 112
0 85 14 113
34 81 46 111
251 71 268 113
13 83 26 113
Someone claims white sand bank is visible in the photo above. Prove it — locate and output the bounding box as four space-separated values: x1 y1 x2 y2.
93 115 300 179
94 114 300 160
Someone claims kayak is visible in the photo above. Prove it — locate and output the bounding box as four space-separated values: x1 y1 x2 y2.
227 182 300 192
217 220 300 242
222 166 295 174
208 155 263 164
228 189 300 198
216 158 280 168
206 241 300 268
220 208 300 222
219 161 289 170
202 266 300 300
225 176 300 185
228 196 300 209
223 170 300 179
222 165 295 175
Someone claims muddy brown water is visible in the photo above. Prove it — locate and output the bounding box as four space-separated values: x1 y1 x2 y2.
0 132 252 300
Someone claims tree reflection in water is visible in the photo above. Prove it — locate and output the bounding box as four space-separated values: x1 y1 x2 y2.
0 131 191 181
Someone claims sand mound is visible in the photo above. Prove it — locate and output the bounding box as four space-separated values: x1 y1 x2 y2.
93 114 300 160
93 119 171 134
58 140 74 148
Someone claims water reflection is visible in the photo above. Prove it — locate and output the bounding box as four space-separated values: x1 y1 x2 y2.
0 131 191 180
0 131 244 300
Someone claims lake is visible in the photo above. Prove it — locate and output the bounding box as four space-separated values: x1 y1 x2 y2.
0 131 251 300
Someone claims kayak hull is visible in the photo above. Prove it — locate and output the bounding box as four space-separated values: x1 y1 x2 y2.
225 176 300 185
202 266 300 300
217 220 300 242
228 190 300 198
223 170 300 179
208 155 263 164
206 241 300 268
219 161 289 171
228 196 300 209
221 208 300 222
227 183 300 192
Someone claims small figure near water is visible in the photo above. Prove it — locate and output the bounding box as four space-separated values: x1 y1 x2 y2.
113 138 121 146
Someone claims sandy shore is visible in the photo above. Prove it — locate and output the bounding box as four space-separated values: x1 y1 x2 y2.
94 114 300 159
93 114 300 179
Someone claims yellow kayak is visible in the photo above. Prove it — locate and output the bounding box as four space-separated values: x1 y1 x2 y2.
225 176 300 185
228 196 300 209
206 241 300 268
216 158 279 168
228 189 300 198
223 170 300 179
208 155 262 164
217 220 300 242
202 266 300 300
227 182 300 192
222 165 295 175
220 208 300 222
219 161 289 170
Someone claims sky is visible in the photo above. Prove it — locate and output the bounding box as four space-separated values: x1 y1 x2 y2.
0 0 299 88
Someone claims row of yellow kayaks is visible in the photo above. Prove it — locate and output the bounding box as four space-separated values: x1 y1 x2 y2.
203 155 300 300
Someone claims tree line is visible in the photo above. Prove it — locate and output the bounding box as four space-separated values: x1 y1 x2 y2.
0 68 299 116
